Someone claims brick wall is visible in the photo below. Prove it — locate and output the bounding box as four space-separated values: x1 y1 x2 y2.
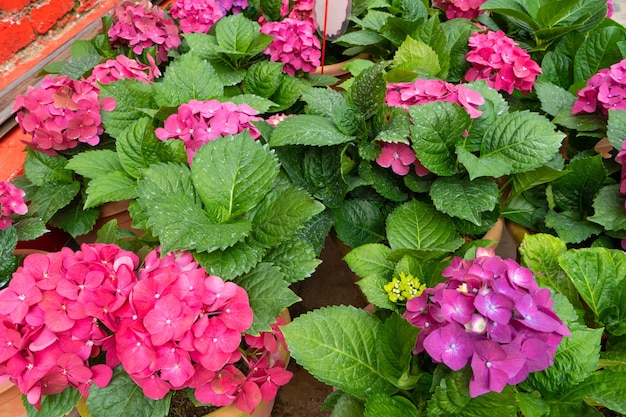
0 0 114 69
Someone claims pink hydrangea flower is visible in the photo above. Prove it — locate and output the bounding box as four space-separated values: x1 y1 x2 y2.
13 75 116 155
87 55 161 85
260 17 322 75
403 248 569 397
108 0 181 64
573 59 626 115
607 0 614 18
169 0 225 33
0 181 28 230
616 140 626 208
465 30 542 94
433 0 487 20
215 0 248 14
155 99 263 163
376 142 418 176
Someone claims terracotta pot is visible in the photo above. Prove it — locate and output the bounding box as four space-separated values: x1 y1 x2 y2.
313 54 370 80
504 219 531 247
0 380 27 417
74 200 141 245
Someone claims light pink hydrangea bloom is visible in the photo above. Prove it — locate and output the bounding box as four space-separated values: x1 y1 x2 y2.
13 75 116 154
573 59 626 115
155 99 263 163
465 30 541 94
108 0 181 64
433 0 487 20
169 0 225 33
0 181 27 230
260 17 321 75
87 55 161 85
215 0 248 14
376 142 418 176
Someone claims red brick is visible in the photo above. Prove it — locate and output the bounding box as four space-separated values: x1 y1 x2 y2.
0 0 32 12
30 0 74 34
77 0 100 13
0 15 35 62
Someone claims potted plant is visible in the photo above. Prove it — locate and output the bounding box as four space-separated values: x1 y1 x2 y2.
282 200 626 416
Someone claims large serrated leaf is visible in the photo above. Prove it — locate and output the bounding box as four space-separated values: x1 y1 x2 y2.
49 201 100 237
365 393 418 417
300 87 348 117
408 101 470 176
429 176 499 225
24 150 73 186
29 182 81 222
242 60 282 98
67 150 123 178
589 185 626 232
333 198 387 248
607 110 626 150
191 133 279 223
263 238 321 283
544 210 601 244
153 53 222 106
347 63 387 119
269 115 356 147
549 155 606 212
283 305 398 400
83 171 138 209
214 14 259 53
574 27 626 84
559 371 626 415
375 313 419 387
392 35 441 77
25 387 82 417
386 199 464 254
236 263 300 334
535 81 576 117
115 117 160 179
194 239 266 280
344 243 395 279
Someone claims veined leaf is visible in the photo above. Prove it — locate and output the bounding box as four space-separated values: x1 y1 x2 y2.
333 198 387 248
83 171 137 209
347 62 387 119
29 182 80 223
67 150 123 179
269 115 355 147
263 239 321 284
559 371 626 415
574 27 626 84
607 110 626 150
392 35 441 77
115 117 160 179
194 239 266 280
429 176 499 225
242 60 282 98
300 87 348 118
24 149 73 186
344 243 395 280
214 14 260 53
365 394 418 417
589 185 626 232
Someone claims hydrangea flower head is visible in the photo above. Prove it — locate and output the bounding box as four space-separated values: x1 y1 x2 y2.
573 59 626 115
403 248 569 397
433 0 487 20
384 272 427 303
0 181 28 230
260 17 322 75
87 55 161 85
155 99 263 163
13 75 116 154
465 30 541 94
108 0 181 64
215 0 248 14
376 142 417 176
169 0 225 33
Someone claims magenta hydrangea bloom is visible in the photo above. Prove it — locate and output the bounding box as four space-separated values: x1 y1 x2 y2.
108 0 181 64
87 55 161 85
169 0 225 33
13 75 116 155
260 17 322 75
403 247 569 397
433 0 487 20
376 142 417 176
607 0 614 18
0 181 28 230
155 99 263 163
573 59 626 115
215 0 248 14
465 30 542 94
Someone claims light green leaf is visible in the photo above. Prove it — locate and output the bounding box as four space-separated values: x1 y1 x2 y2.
574 27 626 84
365 394 418 417
393 36 441 77
269 115 356 147
241 60 282 98
24 150 73 186
511 166 568 196
115 117 160 179
535 81 576 117
300 87 348 117
516 392 549 417
194 239 266 280
607 110 626 150
544 211 602 244
67 150 123 178
357 275 398 311
13 217 48 242
153 53 223 106
263 239 321 284
214 14 259 53
269 75 309 111
429 176 499 225
191 134 280 223
559 248 626 335
29 182 80 223
589 185 626 232
375 313 419 387
386 199 464 254
236 263 300 334
408 101 471 176
344 243 395 279
83 171 137 209
86 367 170 417
559 371 626 415
456 146 512 180
480 0 536 29
283 305 398 400
326 391 365 416
347 63 387 119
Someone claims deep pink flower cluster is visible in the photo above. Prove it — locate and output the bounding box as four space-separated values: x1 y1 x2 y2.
433 0 487 20
155 99 263 163
13 75 116 154
260 17 322 75
403 247 570 397
572 59 626 115
607 0 614 18
0 244 139 408
215 0 248 14
169 0 225 34
465 30 541 94
0 181 28 230
386 78 485 118
108 0 181 64
376 142 429 177
87 55 161 85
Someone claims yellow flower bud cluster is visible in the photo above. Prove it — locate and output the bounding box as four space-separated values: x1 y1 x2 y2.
384 272 426 303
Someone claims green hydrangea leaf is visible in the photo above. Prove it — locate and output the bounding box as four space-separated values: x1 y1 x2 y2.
462 80 509 152
191 134 280 223
13 217 48 242
344 243 395 279
114 117 161 179
574 26 626 84
48 202 100 238
516 392 550 417
535 81 576 117
519 233 581 308
269 115 356 147
236 263 300 334
559 248 626 335
242 60 282 98
393 36 441 77
365 394 418 417
441 18 476 82
511 165 568 196
282 305 398 400
194 239 266 280
544 210 601 244
86 367 170 417
408 101 470 176
300 87 348 117
607 110 626 150
99 79 157 142
324 391 365 416
347 63 387 119
549 155 606 212
430 176 499 225
183 33 247 86
83 172 137 209
357 274 398 311
538 51 573 88
268 75 309 111
375 313 420 387
25 387 82 417
386 199 464 255
0 227 18 287
214 14 259 53
29 182 80 223
250 186 325 247
24 149 74 186
558 371 626 415
480 0 536 29
263 238 321 283
333 198 387 248
153 53 223 107
589 185 626 232
67 150 123 178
